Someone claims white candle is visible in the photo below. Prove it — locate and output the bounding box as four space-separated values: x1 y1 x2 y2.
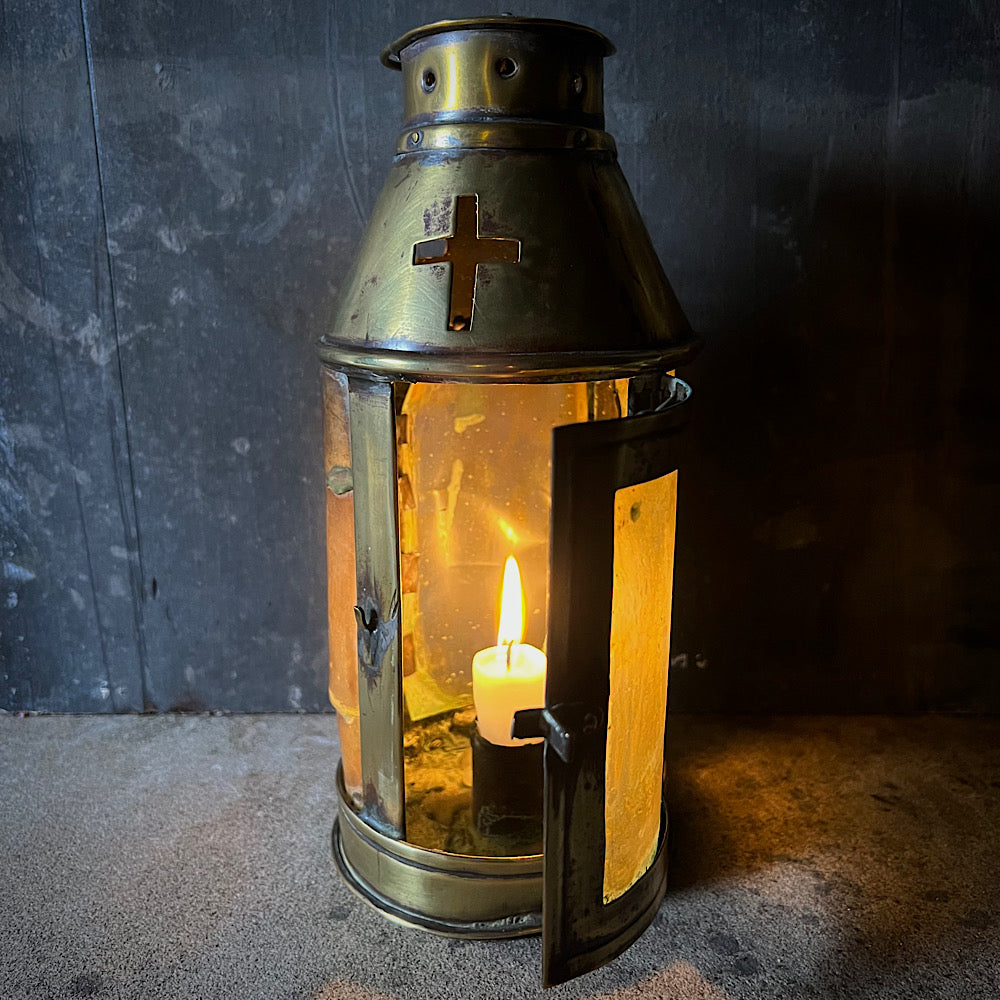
472 556 547 746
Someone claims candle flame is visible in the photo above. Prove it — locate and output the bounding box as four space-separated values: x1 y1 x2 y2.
496 555 524 647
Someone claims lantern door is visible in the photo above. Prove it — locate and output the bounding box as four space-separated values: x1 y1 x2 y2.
513 384 689 986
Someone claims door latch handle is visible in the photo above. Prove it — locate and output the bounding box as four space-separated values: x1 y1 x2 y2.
511 703 604 763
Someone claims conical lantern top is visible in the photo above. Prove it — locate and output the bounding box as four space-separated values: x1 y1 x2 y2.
319 17 697 383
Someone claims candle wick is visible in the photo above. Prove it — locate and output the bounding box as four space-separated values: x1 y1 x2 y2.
505 640 513 671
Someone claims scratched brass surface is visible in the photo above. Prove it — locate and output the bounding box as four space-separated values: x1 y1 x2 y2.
394 122 617 155
323 370 362 802
388 22 608 129
347 378 405 838
319 148 695 380
319 17 696 383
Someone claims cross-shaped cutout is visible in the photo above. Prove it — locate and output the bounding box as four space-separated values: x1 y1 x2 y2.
412 194 521 331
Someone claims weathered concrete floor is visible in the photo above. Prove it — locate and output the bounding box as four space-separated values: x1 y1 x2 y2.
1 714 998 1000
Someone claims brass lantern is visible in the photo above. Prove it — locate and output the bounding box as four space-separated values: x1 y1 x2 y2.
318 17 698 986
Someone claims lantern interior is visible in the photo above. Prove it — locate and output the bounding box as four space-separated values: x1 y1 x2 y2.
396 380 625 856
325 368 679 902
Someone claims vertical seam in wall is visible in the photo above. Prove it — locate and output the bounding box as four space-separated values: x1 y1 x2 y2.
325 3 367 230
881 0 902 382
883 0 910 707
629 2 641 208
9 34 116 711
752 0 763 302
79 0 153 710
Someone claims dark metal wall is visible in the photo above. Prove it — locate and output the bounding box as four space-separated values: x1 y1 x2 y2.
2 1 998 713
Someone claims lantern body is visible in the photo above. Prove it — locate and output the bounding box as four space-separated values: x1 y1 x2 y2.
319 18 698 985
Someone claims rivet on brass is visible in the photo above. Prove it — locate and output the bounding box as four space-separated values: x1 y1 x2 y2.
496 56 518 79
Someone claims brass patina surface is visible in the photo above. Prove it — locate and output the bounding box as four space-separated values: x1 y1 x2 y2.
347 378 405 838
387 20 609 129
319 17 697 383
412 194 521 332
381 17 615 69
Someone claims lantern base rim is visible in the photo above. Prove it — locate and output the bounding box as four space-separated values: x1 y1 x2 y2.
332 767 542 938
332 818 542 939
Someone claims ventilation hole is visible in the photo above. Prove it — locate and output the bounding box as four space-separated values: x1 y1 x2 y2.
421 68 436 93
151 577 159 599
496 56 518 79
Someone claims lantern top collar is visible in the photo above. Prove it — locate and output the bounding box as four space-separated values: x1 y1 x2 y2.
381 17 616 71
318 16 698 383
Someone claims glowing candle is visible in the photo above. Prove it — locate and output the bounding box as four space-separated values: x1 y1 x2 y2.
472 556 547 746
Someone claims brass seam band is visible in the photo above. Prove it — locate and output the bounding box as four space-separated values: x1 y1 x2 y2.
316 343 700 383
382 18 616 68
395 123 617 155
